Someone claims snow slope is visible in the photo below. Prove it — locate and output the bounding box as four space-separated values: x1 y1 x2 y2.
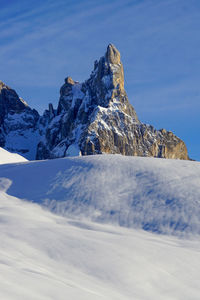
1 155 200 299
0 191 200 300
0 147 27 164
1 154 200 236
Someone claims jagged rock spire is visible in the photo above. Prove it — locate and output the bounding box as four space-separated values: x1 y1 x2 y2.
106 44 121 64
36 44 188 160
94 43 125 93
64 76 75 85
0 45 189 161
0 80 29 123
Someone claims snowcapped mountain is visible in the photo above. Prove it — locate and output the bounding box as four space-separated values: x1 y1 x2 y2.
0 155 200 299
0 81 41 160
37 44 188 160
0 45 188 160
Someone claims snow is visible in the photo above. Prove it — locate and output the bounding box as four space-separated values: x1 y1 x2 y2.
1 154 200 236
51 142 67 158
0 147 27 164
47 114 62 129
71 83 84 108
66 143 82 157
102 75 111 88
110 62 121 75
0 185 200 299
1 154 200 299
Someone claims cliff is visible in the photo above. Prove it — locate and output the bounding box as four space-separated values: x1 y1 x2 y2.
37 44 188 160
0 45 188 160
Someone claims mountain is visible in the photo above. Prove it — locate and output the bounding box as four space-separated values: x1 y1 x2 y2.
0 81 40 160
0 45 189 160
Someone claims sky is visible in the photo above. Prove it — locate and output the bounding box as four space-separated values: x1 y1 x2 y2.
0 0 199 160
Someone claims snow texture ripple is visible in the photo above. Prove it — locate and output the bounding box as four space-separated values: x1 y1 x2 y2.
1 154 200 237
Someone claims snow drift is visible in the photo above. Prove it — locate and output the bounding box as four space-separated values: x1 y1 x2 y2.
1 154 200 236
0 147 27 165
1 191 200 300
1 154 200 299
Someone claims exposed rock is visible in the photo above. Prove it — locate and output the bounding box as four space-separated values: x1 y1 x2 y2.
48 103 55 120
106 43 121 64
36 44 188 160
0 45 189 160
0 81 41 159
0 81 27 123
65 76 75 85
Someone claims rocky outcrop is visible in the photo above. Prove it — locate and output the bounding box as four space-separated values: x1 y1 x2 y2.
0 81 41 159
0 45 189 160
36 44 188 160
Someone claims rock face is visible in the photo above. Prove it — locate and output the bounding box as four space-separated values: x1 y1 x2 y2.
0 45 189 160
0 81 41 159
36 44 188 160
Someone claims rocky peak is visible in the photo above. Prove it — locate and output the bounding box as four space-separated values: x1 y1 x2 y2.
0 81 12 91
60 76 75 97
106 44 121 64
91 43 124 93
81 43 133 122
57 44 128 114
35 44 188 160
57 76 81 114
0 81 29 127
0 80 6 89
0 81 40 159
64 76 75 85
0 45 189 161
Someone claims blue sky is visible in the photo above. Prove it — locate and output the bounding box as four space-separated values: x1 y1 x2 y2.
0 0 199 160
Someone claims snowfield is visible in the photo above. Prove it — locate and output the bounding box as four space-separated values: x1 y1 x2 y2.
0 147 27 164
1 154 200 236
0 154 200 299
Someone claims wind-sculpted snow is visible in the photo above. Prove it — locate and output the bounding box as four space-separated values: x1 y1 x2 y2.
1 192 200 299
1 155 200 298
1 155 200 236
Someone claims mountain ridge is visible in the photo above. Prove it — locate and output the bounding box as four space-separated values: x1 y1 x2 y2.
0 44 189 160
